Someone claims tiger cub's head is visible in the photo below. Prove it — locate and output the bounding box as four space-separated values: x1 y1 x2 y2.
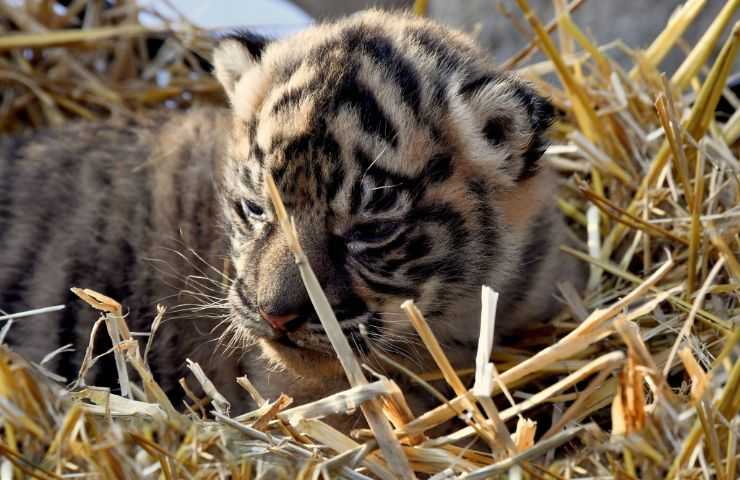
213 11 556 377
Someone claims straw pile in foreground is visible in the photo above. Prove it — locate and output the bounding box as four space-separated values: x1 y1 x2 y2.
0 0 738 478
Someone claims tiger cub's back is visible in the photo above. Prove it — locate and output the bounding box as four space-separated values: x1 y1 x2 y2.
0 108 231 392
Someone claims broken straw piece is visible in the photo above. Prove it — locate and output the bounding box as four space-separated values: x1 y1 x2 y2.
473 286 498 396
186 358 231 415
279 380 394 423
470 286 517 456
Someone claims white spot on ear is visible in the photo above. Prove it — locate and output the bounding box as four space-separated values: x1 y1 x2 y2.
213 40 272 120
213 40 259 101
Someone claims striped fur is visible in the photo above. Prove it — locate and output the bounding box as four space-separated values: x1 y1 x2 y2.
0 10 584 414
0 110 237 399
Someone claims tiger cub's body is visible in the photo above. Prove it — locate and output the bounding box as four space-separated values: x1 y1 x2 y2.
0 11 584 415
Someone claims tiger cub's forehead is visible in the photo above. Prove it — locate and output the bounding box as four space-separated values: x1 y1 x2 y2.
229 10 493 215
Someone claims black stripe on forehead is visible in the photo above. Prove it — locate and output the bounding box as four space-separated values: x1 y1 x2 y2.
271 86 307 115
289 25 423 119
342 26 422 117
270 76 323 115
268 126 341 199
407 26 469 72
406 26 479 107
333 69 398 147
285 37 397 143
270 51 399 148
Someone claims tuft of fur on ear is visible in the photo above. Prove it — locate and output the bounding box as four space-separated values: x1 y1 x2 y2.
213 31 269 101
451 72 555 184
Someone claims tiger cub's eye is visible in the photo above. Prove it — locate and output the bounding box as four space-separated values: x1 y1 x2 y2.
349 221 400 244
238 199 266 222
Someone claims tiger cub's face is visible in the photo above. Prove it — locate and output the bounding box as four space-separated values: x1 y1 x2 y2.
212 11 554 376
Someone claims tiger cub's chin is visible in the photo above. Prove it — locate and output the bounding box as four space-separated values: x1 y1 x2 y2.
257 337 345 379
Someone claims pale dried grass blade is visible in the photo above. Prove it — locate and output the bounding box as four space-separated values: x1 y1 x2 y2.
671 0 739 89
461 424 595 479
0 305 65 322
280 380 393 423
236 375 267 407
0 25 155 51
678 347 709 402
296 419 396 480
629 0 707 79
662 258 725 379
185 359 231 415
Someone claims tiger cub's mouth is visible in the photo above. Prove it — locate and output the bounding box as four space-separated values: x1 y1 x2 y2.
228 297 337 355
266 325 334 353
228 281 376 356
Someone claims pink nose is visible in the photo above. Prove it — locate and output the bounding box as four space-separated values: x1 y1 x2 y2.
259 309 299 331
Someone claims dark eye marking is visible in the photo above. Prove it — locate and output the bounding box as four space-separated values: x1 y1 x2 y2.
348 221 400 244
234 198 265 222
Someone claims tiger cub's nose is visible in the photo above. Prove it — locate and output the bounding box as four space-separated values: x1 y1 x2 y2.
259 308 303 332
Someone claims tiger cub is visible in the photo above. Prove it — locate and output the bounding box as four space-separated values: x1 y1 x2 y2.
0 10 584 412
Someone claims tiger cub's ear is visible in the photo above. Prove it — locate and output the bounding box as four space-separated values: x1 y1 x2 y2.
451 72 555 184
213 31 270 102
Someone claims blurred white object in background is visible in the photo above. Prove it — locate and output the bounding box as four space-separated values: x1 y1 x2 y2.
139 0 314 37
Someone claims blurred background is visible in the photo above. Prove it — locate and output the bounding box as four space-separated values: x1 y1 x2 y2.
0 0 734 134
144 0 728 72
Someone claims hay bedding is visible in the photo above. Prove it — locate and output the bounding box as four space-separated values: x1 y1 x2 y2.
0 0 739 478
